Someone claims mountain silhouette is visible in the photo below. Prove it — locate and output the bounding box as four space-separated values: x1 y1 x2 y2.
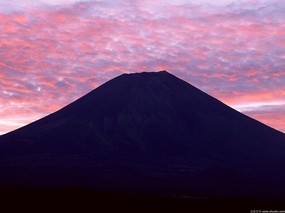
0 71 285 206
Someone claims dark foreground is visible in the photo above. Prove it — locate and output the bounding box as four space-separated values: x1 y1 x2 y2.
0 186 284 212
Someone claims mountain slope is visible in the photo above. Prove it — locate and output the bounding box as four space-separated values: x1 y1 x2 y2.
0 71 285 201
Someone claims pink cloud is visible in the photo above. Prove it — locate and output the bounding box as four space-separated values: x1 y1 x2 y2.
0 0 284 134
240 104 285 133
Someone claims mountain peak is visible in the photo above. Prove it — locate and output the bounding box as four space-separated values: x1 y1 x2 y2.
1 71 285 201
120 70 170 77
130 70 169 74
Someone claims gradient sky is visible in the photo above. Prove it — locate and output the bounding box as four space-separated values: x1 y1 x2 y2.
0 0 285 135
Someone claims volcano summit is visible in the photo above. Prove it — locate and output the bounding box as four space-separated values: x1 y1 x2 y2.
0 71 285 207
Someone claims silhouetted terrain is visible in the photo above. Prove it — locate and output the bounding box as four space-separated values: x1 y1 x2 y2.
0 71 285 210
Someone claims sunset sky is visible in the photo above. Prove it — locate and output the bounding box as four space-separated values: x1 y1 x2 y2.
0 0 284 135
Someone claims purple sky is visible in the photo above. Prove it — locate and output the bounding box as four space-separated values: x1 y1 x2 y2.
0 0 285 134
